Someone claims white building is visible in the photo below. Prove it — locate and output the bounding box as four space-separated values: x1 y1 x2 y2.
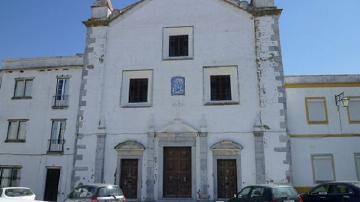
0 0 359 201
0 56 83 201
286 75 360 193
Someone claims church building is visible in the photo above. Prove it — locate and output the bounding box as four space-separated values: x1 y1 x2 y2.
0 0 359 201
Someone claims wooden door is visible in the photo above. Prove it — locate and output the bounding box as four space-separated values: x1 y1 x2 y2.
43 168 60 202
120 159 138 199
163 147 192 198
217 159 237 199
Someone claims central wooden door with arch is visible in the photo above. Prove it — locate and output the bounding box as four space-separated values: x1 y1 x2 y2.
163 147 192 198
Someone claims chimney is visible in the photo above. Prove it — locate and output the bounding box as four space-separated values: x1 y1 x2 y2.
251 0 275 8
91 0 113 19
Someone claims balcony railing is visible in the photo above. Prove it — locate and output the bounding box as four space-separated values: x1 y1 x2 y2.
52 95 69 108
48 139 65 153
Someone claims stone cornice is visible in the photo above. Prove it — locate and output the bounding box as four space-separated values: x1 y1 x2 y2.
83 19 109 27
250 7 282 17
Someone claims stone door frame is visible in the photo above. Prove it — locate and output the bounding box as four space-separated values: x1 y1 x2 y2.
115 140 144 201
157 133 197 200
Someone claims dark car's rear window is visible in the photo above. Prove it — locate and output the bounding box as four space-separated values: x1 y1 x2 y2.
97 186 122 197
4 188 34 197
273 187 298 198
69 186 97 199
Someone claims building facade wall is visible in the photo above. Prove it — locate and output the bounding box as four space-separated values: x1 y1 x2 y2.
286 80 360 192
74 0 289 201
0 63 82 202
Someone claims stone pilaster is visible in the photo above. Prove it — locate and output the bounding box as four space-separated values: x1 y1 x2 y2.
94 133 106 183
145 130 155 201
253 131 266 184
198 132 209 200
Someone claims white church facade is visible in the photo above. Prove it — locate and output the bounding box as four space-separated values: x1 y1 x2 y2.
0 0 359 201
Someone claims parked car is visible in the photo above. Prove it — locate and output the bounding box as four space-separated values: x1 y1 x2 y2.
228 184 302 202
65 184 125 202
0 187 36 200
301 181 360 202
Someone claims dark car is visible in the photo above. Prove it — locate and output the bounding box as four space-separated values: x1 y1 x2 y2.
301 181 360 202
228 184 301 202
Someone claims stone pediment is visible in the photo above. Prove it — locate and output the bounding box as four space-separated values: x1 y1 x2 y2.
159 119 198 133
107 0 252 25
210 140 243 150
114 140 145 151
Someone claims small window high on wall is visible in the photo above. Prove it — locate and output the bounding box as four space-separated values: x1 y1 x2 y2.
311 154 335 183
13 78 33 99
305 97 328 124
348 97 360 124
163 26 193 60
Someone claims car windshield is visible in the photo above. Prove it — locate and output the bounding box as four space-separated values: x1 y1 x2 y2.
97 186 122 197
69 186 97 199
4 188 34 197
273 187 298 198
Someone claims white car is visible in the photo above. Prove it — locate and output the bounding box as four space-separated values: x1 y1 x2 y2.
0 187 36 200
65 184 125 202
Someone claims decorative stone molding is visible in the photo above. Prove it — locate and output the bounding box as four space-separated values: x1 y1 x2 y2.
210 140 243 156
159 118 198 134
114 140 145 153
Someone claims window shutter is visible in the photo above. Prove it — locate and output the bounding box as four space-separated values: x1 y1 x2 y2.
7 121 19 140
59 121 66 140
24 80 33 97
64 79 69 97
349 98 360 122
10 169 19 186
51 121 59 140
1 168 11 187
18 121 27 140
307 98 327 123
15 80 25 97
56 79 64 96
313 155 335 182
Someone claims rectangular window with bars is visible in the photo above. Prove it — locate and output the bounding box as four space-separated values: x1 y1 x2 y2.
0 167 21 188
210 75 232 101
6 120 27 142
13 78 33 99
128 78 148 103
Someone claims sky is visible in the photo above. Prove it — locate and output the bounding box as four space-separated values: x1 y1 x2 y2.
0 0 359 75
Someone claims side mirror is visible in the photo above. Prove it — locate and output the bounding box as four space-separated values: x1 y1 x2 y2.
237 194 242 198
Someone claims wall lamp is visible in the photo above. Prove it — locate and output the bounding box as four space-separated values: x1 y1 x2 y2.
335 92 349 107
